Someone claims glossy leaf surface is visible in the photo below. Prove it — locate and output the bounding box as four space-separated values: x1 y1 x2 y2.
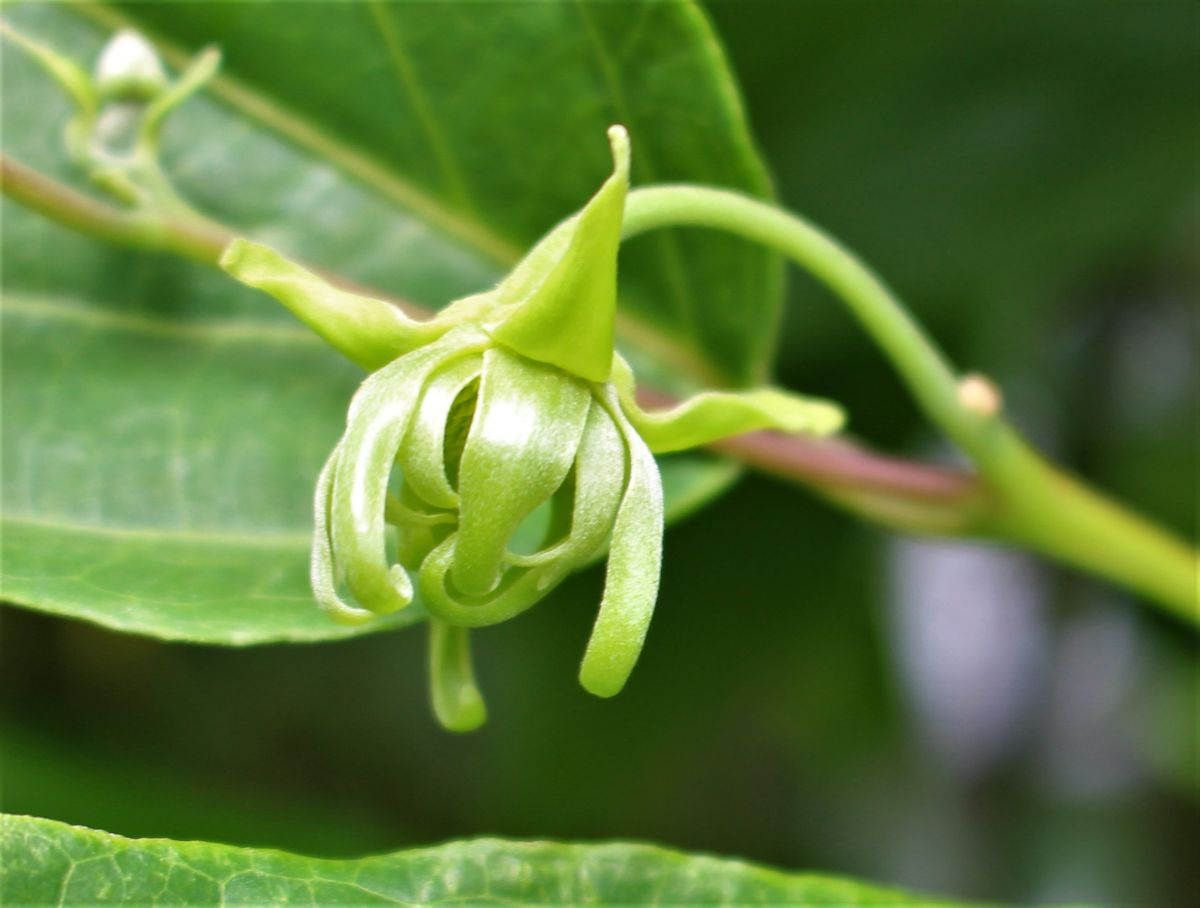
0 0 767 643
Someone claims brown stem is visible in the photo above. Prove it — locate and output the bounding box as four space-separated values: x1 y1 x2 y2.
634 386 987 534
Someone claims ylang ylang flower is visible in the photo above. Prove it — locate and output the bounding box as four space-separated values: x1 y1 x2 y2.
221 127 844 730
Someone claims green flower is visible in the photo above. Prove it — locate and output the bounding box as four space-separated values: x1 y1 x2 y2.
221 127 844 731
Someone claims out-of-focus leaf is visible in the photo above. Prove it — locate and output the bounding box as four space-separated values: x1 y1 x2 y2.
0 723 397 856
0 815 977 906
709 2 1198 368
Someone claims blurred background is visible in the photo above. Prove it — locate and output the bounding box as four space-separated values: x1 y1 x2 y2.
2 1 1196 904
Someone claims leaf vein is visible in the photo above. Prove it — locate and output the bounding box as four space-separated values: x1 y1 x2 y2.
366 0 476 216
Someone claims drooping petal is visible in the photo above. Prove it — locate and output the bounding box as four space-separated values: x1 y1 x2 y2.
421 398 626 627
309 443 375 625
391 482 456 574
508 398 626 567
451 347 591 596
419 535 573 628
398 355 481 510
384 491 456 528
612 355 845 453
489 126 630 382
331 328 487 614
428 620 487 733
579 387 664 698
220 239 438 370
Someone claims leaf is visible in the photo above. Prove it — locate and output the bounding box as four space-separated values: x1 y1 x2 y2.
1 815 978 907
92 0 782 385
1 0 764 643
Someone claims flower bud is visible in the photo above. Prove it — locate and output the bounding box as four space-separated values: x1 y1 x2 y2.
94 30 168 102
222 126 846 730
315 332 636 630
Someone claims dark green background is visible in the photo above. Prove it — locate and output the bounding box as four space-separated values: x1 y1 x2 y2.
2 1 1196 904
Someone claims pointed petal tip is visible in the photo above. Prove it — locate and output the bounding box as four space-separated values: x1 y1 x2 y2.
388 564 415 604
813 403 847 436
217 237 249 272
607 124 630 179
783 398 845 436
488 126 628 381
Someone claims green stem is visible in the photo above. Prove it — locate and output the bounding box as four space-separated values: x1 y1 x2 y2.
1 154 230 263
1 154 986 535
624 185 1197 623
7 156 1193 617
0 154 427 319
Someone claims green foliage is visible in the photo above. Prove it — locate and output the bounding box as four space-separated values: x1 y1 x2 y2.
1 815 971 907
0 0 772 644
1 0 1194 903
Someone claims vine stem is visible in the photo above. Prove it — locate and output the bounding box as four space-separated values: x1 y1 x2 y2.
4 157 1194 620
0 155 428 319
1 154 231 262
624 185 1197 622
1 155 984 534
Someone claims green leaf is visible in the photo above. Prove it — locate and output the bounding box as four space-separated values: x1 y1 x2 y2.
1 0 770 644
1 815 978 907
90 0 781 385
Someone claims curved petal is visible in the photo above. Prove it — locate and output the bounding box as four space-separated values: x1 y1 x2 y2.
398 355 482 510
384 492 456 528
392 480 457 574
579 386 664 698
507 399 626 568
420 534 573 628
428 620 487 733
422 398 627 628
613 356 845 453
331 328 486 614
309 443 375 625
451 347 590 596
